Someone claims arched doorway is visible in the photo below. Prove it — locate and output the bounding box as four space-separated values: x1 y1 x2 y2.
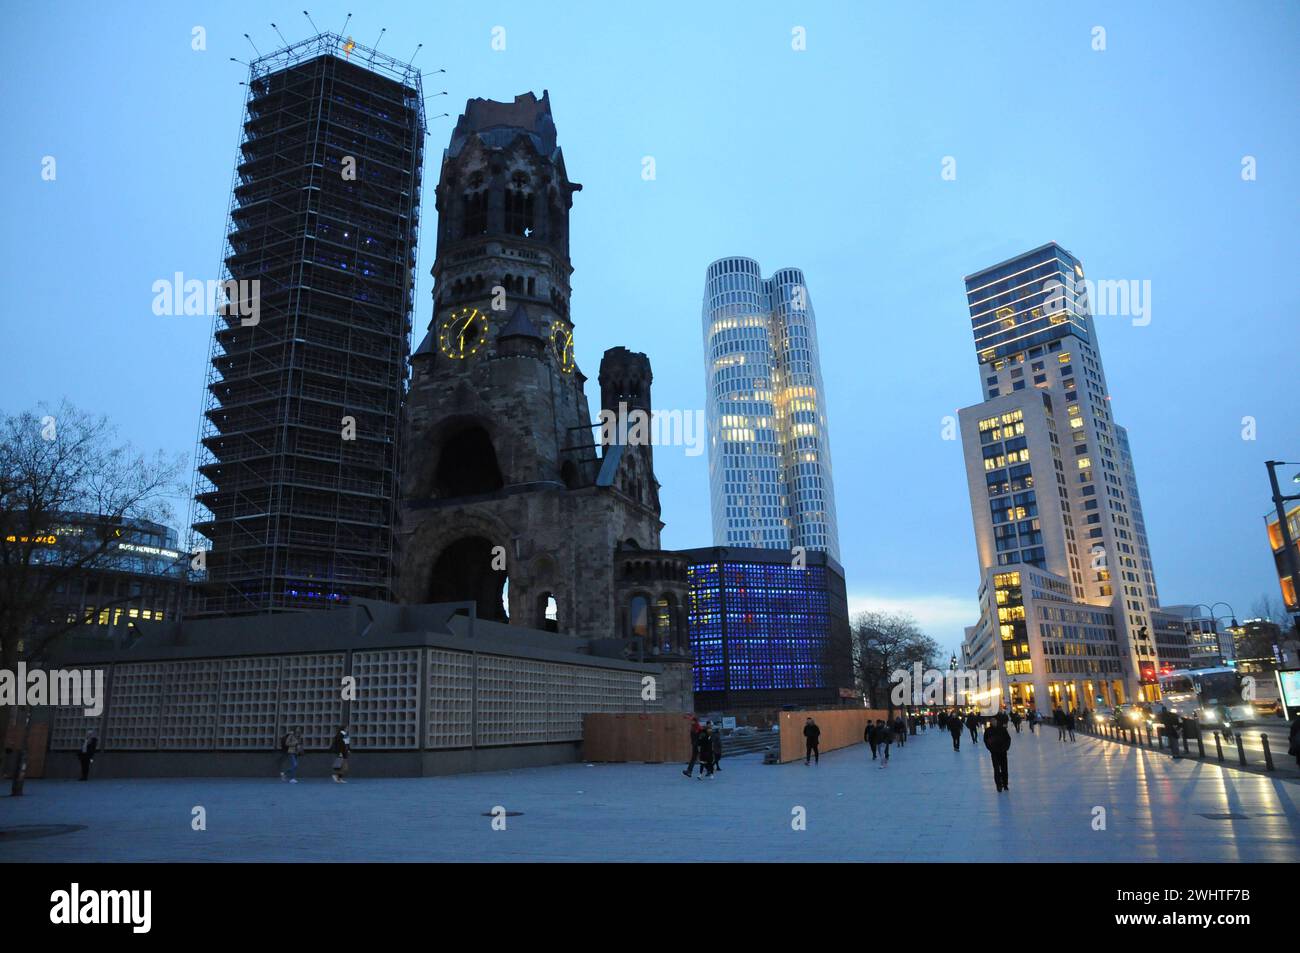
429 536 508 622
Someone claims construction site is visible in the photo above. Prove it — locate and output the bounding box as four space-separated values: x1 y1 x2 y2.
190 33 427 615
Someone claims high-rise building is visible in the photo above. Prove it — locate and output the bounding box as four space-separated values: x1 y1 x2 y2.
957 242 1163 711
702 258 840 561
190 34 425 614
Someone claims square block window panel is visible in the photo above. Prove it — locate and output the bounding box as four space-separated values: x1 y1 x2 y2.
352 649 421 749
426 648 473 750
159 659 222 750
105 662 166 750
50 667 111 750
216 656 281 749
277 653 347 750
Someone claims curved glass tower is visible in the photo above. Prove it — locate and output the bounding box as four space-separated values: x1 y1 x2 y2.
702 257 840 561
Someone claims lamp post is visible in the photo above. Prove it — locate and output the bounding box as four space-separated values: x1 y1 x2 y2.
1189 602 1237 666
1265 461 1300 638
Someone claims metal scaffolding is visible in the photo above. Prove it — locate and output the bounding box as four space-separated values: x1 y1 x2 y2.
188 33 426 615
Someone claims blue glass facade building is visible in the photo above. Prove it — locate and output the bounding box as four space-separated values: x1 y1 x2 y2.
681 546 850 710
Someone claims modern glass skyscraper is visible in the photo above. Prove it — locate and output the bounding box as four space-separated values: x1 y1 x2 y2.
702 257 840 561
190 34 425 615
958 242 1163 710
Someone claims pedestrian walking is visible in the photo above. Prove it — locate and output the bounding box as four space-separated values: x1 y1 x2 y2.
984 712 1012 792
1065 711 1076 742
710 723 723 773
1158 706 1180 758
1010 711 1022 734
894 715 907 747
1053 707 1067 741
938 711 949 732
330 725 351 783
804 717 821 765
965 712 978 743
698 722 716 777
866 720 880 760
879 721 892 768
77 729 98 781
280 727 303 782
1026 709 1037 733
682 716 703 777
948 713 963 751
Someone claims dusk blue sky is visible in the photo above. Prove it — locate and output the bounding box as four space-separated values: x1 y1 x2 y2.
3 1 1297 659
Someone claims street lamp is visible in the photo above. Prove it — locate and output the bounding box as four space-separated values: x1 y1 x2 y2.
1190 602 1237 666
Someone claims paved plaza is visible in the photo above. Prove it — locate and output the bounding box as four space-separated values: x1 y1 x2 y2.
2 728 1298 862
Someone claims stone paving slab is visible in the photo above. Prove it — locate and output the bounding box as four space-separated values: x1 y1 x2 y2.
1 728 1296 862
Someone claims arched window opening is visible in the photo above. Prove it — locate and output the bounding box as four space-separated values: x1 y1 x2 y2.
434 426 504 498
463 190 488 237
655 595 677 653
629 595 649 641
537 592 558 633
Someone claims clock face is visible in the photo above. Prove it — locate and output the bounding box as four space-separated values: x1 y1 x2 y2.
549 320 575 374
439 307 489 360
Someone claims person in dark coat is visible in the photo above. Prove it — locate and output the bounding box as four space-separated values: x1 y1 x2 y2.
1026 708 1037 733
1009 710 1022 734
965 712 979 743
330 725 351 783
1053 706 1067 741
803 717 821 765
983 712 1012 791
878 720 892 768
947 713 963 751
893 715 907 747
866 720 880 760
78 730 98 781
1158 706 1181 759
1287 712 1300 770
709 724 723 772
938 711 949 731
697 723 715 777
682 717 703 777
1065 710 1076 741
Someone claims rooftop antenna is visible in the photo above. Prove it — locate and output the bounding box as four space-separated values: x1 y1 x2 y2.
303 9 321 35
341 12 352 36
271 22 289 47
244 33 262 58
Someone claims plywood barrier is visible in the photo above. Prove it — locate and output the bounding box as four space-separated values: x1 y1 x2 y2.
778 709 889 763
583 712 695 763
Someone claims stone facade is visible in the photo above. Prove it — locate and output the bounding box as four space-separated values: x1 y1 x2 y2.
397 91 692 705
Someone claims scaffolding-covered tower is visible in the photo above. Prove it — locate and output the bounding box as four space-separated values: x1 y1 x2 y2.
190 33 426 615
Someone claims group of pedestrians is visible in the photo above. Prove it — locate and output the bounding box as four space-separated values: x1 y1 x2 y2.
1052 706 1087 741
864 715 910 767
683 717 724 777
274 723 351 783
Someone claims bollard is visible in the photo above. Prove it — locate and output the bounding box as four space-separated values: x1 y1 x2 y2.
1237 734 1247 767
1182 734 1190 756
1214 731 1224 762
1145 725 1152 747
1197 734 1205 758
1261 734 1274 771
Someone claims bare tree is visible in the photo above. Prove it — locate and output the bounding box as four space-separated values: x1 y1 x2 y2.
851 610 941 714
1 401 184 793
1249 593 1294 631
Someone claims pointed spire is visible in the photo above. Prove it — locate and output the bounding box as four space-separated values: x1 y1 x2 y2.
498 302 544 342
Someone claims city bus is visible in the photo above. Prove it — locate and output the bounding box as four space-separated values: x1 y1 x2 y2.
1156 666 1254 725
